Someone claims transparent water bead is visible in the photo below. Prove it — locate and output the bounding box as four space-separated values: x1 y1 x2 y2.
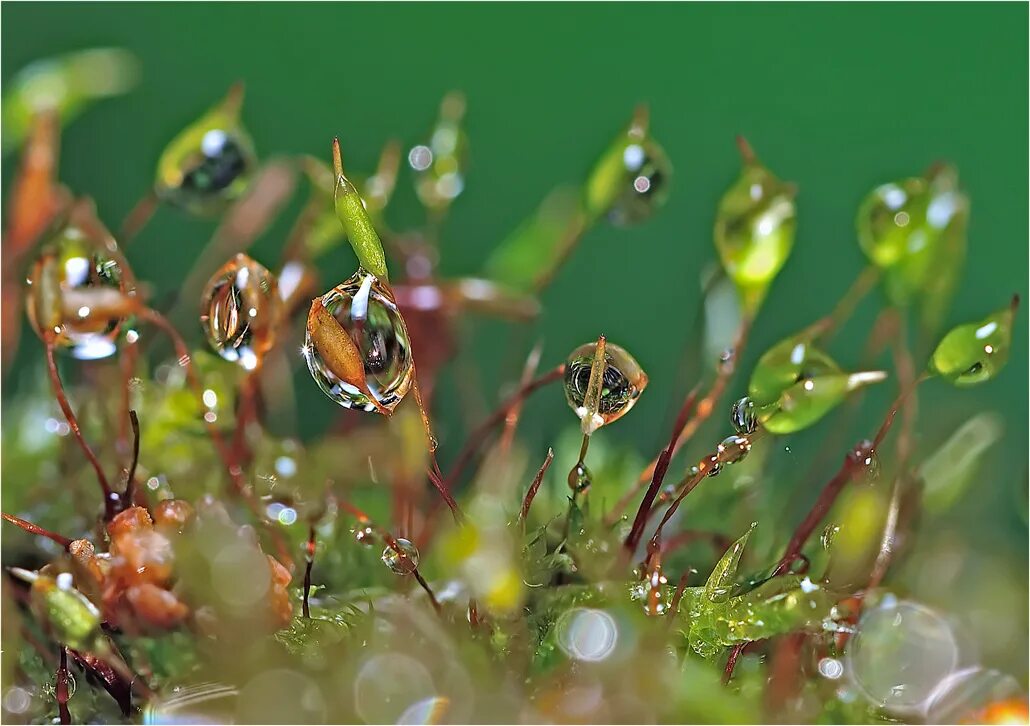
200 254 282 371
730 396 758 435
606 138 671 226
563 341 648 429
304 270 414 413
567 462 592 493
25 200 136 360
716 435 752 465
382 538 420 575
846 599 959 715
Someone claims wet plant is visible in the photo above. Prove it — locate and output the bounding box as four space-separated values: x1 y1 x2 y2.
1 49 1027 725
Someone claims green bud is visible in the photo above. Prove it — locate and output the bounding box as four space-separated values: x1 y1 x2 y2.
2 48 139 153
584 105 671 226
331 138 389 281
12 569 102 652
747 332 839 407
857 165 969 315
714 138 797 313
155 83 256 216
929 297 1017 386
749 330 886 434
411 92 468 213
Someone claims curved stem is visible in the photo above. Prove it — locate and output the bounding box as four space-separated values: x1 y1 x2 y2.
123 411 141 505
2 513 72 549
519 448 555 528
118 190 158 247
45 342 114 516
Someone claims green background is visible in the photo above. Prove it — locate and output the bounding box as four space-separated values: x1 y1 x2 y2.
3 2 1027 678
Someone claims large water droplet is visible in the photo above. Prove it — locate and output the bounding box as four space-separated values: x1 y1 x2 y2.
304 270 414 413
567 463 592 493
25 201 135 360
730 396 758 435
563 341 648 428
382 538 420 575
716 435 752 465
200 254 281 371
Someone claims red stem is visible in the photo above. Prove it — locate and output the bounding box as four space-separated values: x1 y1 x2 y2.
518 448 555 527
2 513 72 549
44 342 114 517
57 647 71 724
302 524 315 619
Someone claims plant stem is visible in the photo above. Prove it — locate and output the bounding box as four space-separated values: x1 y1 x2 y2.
518 448 555 528
1 513 72 549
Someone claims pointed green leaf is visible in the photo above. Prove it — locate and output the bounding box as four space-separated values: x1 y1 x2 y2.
331 139 389 280
704 524 755 603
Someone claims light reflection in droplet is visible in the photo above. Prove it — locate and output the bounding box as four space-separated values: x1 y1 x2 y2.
847 599 959 714
557 608 618 662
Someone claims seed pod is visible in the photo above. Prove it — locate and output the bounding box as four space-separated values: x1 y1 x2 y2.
929 297 1017 386
11 569 103 653
410 91 468 213
155 83 256 216
714 138 797 313
584 105 671 226
332 139 389 280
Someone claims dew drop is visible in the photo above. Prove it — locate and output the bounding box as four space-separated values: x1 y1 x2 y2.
26 202 134 361
821 524 841 550
382 538 420 575
353 526 375 546
304 270 414 413
716 435 752 466
563 341 648 428
730 396 758 435
567 463 592 493
200 254 282 370
607 139 671 226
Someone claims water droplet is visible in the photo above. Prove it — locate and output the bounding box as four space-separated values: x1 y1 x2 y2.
155 85 255 215
567 463 592 493
606 140 671 226
730 396 758 435
304 270 414 413
821 524 840 550
200 254 282 370
44 671 76 699
26 202 135 360
706 461 723 477
352 526 375 546
563 341 648 429
716 435 752 465
382 538 419 575
849 439 880 481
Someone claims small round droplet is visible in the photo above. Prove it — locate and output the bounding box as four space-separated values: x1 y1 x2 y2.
44 671 76 699
381 538 419 575
567 463 592 493
353 526 375 546
730 396 758 435
304 270 414 413
26 203 135 361
706 461 723 478
563 341 648 428
200 254 282 371
716 435 752 465
849 439 880 481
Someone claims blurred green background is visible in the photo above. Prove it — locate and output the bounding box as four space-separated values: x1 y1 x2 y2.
3 2 1027 679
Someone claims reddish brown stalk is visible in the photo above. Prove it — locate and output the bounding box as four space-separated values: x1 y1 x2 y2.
499 342 543 455
426 465 463 523
2 513 72 549
138 307 294 569
765 632 807 712
805 265 881 344
723 642 746 685
668 570 693 620
302 525 316 619
123 411 141 506
45 342 115 517
518 448 555 527
661 530 732 556
622 384 701 552
337 499 442 613
117 338 139 457
441 364 566 495
56 647 71 725
119 190 158 246
232 373 261 463
609 316 751 527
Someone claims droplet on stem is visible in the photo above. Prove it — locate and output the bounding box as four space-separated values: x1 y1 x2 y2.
25 199 136 360
304 270 413 414
381 537 419 575
730 396 758 435
200 254 282 371
567 462 592 493
563 340 648 431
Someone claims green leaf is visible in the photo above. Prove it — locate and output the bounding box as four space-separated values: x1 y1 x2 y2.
714 138 797 313
920 412 1003 513
929 297 1017 386
748 332 839 407
704 524 755 603
760 370 887 435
